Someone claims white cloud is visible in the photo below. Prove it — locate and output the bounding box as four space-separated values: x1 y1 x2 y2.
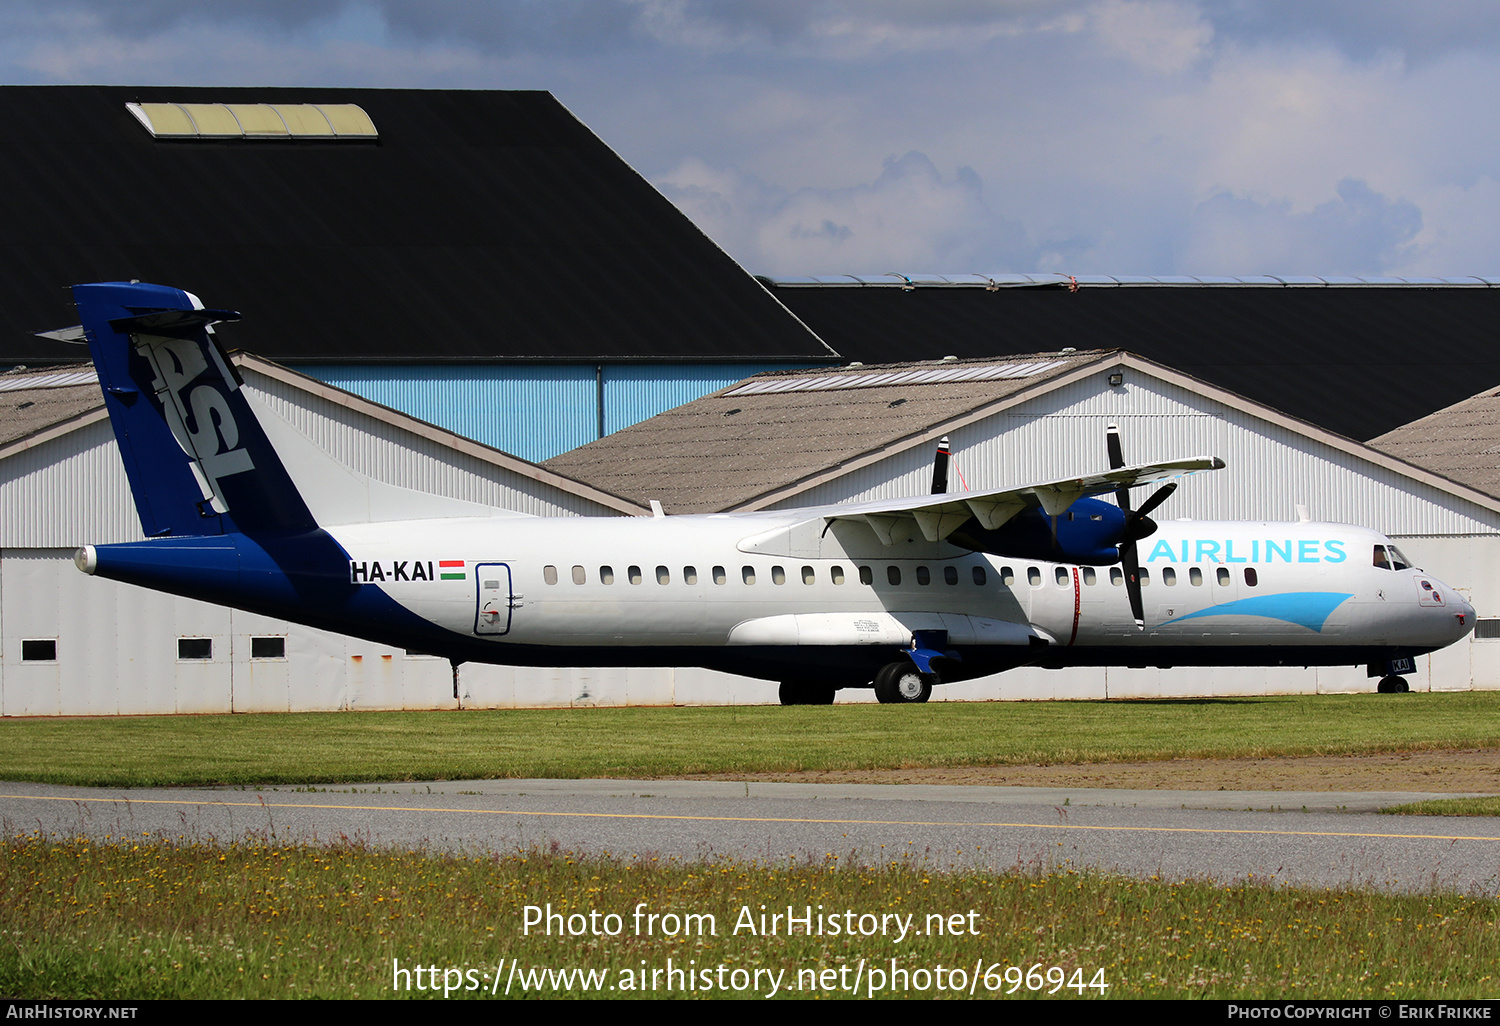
1090 0 1213 74
1181 178 1422 274
656 151 1031 275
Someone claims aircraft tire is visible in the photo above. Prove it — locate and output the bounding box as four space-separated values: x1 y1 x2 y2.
779 680 836 705
874 662 933 704
1376 675 1410 694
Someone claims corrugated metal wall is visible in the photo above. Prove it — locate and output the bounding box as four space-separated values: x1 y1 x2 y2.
298 362 817 461
0 419 145 547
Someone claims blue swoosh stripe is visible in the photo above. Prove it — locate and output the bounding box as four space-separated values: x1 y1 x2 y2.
1160 592 1354 633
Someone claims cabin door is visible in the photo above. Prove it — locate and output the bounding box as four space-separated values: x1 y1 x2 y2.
474 563 514 636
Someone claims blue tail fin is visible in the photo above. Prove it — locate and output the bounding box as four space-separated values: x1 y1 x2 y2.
73 281 317 537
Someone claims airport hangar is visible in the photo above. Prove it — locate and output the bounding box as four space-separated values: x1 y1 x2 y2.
3 87 1500 711
4 347 1499 717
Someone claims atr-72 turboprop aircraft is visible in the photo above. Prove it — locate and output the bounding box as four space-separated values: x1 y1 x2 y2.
61 282 1474 704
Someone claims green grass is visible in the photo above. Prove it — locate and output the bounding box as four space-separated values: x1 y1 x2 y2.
3 835 1495 1000
1383 796 1500 817
3 692 1499 788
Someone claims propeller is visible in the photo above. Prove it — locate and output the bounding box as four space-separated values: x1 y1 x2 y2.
1106 422 1177 631
931 435 951 495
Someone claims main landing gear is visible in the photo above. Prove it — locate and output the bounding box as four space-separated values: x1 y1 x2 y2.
1376 675 1411 694
873 661 934 704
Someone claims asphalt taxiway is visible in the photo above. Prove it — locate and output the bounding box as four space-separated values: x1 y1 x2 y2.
4 778 1499 893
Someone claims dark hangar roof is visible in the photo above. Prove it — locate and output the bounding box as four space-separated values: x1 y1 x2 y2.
0 86 834 365
767 276 1500 442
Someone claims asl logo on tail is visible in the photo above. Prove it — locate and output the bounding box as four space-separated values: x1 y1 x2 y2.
138 333 255 514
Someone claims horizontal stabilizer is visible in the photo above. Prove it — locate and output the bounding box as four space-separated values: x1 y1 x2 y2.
109 308 241 339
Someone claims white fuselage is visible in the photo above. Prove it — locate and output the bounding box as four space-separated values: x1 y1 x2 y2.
326 513 1473 669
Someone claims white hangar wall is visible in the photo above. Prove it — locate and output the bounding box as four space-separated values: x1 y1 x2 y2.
767 359 1500 698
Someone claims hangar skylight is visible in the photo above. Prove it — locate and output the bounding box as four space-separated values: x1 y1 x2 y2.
722 360 1067 397
0 370 97 392
125 102 378 140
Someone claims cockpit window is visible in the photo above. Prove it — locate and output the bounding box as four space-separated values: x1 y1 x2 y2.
1374 545 1413 571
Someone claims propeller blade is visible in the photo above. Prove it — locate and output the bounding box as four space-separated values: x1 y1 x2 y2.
1107 421 1148 630
1132 481 1177 523
931 435 950 495
1121 540 1145 631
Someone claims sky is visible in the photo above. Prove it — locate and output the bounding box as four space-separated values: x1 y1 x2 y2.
7 0 1500 278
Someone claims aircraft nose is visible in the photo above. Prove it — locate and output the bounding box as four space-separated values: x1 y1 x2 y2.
1438 581 1476 638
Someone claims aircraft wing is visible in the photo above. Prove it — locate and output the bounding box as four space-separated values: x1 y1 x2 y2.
817 456 1225 545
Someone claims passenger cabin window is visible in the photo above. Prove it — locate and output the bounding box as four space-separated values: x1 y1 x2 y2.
1162 567 1177 586
1082 567 1096 586
801 566 815 585
1189 567 1204 586
741 566 756 585
683 566 698 585
831 565 846 585
656 565 670 585
1028 567 1042 587
944 566 958 586
571 565 586 585
887 566 902 586
916 566 931 586
771 566 786 585
859 566 873 586
1244 567 1259 587
543 565 559 585
1055 566 1069 586
972 566 987 586
1139 569 1150 587
712 566 726 585
599 565 615 585
1110 568 1123 586
1216 567 1231 586
1000 566 1015 586
628 565 643 585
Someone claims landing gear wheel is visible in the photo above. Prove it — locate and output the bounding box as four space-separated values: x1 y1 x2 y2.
873 662 934 704
779 680 836 705
1376 675 1411 694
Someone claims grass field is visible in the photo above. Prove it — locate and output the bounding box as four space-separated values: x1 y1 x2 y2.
2 691 1498 788
4 835 1495 1000
7 694 1500 1000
